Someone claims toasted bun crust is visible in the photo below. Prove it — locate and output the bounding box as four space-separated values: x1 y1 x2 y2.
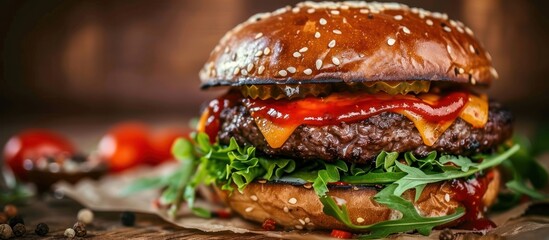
200 1 497 89
216 170 500 231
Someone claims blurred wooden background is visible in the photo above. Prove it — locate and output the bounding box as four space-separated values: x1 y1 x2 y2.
1 0 548 139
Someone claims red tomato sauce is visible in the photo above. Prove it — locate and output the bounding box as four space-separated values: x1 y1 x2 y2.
245 91 469 127
450 170 496 231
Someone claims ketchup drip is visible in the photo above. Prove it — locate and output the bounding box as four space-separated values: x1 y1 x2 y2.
450 170 496 231
202 93 239 142
246 91 469 127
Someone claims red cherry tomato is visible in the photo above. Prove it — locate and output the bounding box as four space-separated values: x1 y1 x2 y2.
330 229 353 239
148 127 190 165
3 129 75 180
98 122 151 172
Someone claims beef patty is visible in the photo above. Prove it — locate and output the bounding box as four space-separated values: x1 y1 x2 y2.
217 101 513 163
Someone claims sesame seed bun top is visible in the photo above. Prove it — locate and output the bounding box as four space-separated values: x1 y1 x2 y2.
199 1 498 89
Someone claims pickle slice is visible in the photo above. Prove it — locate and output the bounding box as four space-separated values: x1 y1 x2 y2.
240 84 333 100
353 81 431 95
240 81 431 99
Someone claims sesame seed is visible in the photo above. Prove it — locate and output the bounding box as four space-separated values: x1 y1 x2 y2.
457 26 464 33
292 7 300 13
444 193 450 202
341 5 349 10
299 47 308 53
304 217 310 223
258 179 267 184
319 18 327 25
288 198 297 204
334 197 347 206
299 219 306 225
331 57 341 65
387 38 396 46
278 70 288 77
352 186 359 191
333 29 342 34
293 52 302 58
315 59 323 70
303 68 312 75
402 26 411 34
287 67 296 73
328 40 336 48
247 63 254 72
258 65 265 75
426 19 433 26
486 52 492 61
307 8 315 14
254 33 263 39
241 69 248 76
330 10 340 15
471 77 477 85
442 13 449 20
233 68 240 75
263 47 271 55
443 26 452 32
245 207 254 212
459 68 465 74
283 206 289 213
314 32 321 38
303 182 313 189
224 47 230 53
447 45 452 54
295 225 303 230
465 27 474 35
450 20 457 27
469 44 476 54
250 195 258 201
232 53 237 61
490 67 499 78
394 15 403 20
359 9 369 14
255 51 263 57
357 217 365 223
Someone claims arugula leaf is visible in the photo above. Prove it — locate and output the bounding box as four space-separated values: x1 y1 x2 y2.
191 207 212 218
320 184 464 239
312 160 348 197
404 151 437 169
393 145 520 196
375 151 398 171
506 180 549 200
439 155 477 172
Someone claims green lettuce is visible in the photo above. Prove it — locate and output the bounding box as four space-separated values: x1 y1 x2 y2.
126 131 547 238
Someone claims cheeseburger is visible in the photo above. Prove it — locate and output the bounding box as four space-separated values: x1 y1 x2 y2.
192 1 518 237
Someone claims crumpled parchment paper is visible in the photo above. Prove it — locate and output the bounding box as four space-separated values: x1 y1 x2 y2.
54 162 549 239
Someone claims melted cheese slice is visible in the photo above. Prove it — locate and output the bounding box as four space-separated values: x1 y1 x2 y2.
254 94 489 148
255 118 299 148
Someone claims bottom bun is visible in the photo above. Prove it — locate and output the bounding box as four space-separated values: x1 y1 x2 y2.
215 169 500 231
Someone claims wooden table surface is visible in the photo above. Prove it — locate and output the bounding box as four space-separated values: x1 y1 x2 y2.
17 194 276 239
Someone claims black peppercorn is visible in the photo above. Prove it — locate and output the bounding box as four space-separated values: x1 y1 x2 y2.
73 221 87 237
120 211 135 226
12 223 25 237
7 216 24 228
0 224 13 239
439 228 455 240
35 223 49 236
